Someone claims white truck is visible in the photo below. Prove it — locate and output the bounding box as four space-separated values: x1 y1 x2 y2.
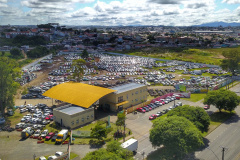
121 138 138 153
55 129 68 144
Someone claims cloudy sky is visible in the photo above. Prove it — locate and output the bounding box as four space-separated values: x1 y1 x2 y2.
0 0 239 26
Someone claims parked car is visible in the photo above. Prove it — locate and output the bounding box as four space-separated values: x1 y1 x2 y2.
40 129 49 138
39 156 47 160
51 135 57 142
204 105 210 110
48 155 58 160
177 102 182 106
55 151 64 157
45 132 55 141
136 108 146 113
143 107 149 112
156 112 162 117
0 117 6 125
33 129 41 139
149 114 157 120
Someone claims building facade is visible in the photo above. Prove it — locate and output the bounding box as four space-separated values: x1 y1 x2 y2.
53 104 94 129
100 83 148 112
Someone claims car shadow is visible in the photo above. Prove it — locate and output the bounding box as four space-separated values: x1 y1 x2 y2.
19 138 27 141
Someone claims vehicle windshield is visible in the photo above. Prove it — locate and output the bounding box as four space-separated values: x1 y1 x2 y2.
56 136 63 139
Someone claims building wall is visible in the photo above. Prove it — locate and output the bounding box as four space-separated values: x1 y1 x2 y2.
100 85 148 112
53 105 94 129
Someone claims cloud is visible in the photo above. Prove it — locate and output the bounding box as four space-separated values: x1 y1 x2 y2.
148 0 186 4
222 0 240 4
187 3 207 9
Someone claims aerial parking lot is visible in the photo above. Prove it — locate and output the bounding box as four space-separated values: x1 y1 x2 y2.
0 51 236 160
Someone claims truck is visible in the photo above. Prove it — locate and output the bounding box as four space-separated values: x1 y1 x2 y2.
21 127 34 139
121 138 138 153
55 129 68 144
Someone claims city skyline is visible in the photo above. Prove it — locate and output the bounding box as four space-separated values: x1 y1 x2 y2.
0 0 240 26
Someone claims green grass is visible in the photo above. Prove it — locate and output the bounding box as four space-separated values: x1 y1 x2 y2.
202 110 235 137
182 93 207 102
6 110 27 126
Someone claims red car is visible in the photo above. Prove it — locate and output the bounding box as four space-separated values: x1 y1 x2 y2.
159 100 165 105
149 114 157 120
45 115 53 120
45 132 55 140
204 105 210 110
137 108 146 113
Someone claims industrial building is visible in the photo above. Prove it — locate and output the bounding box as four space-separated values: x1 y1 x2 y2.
99 83 148 112
43 82 147 128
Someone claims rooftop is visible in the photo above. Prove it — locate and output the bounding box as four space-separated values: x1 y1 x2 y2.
111 83 146 94
58 106 85 115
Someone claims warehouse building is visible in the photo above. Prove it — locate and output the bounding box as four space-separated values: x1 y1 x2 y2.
99 83 148 112
43 82 115 129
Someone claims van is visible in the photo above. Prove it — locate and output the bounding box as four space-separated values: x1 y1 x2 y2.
55 129 68 144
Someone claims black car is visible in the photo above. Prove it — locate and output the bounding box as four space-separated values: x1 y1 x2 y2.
51 135 57 142
143 107 149 112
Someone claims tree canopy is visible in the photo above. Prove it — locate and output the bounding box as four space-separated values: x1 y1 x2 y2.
0 57 21 116
81 49 89 59
167 105 210 132
83 141 133 160
150 116 204 159
220 50 240 75
10 48 22 58
12 35 48 46
90 122 107 140
204 89 240 112
116 112 126 130
26 46 49 58
71 59 86 82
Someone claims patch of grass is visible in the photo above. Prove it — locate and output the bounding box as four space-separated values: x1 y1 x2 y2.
182 93 207 102
202 110 235 137
6 110 27 126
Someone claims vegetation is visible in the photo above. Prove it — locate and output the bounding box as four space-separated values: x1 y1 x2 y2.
71 59 86 82
82 49 89 59
90 122 107 140
26 46 50 58
82 141 134 160
167 105 210 132
204 89 240 112
12 35 48 46
220 50 240 75
10 48 23 59
149 116 204 159
0 57 21 116
116 112 126 130
182 93 206 102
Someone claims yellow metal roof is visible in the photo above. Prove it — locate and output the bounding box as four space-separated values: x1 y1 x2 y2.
43 82 116 108
116 101 129 107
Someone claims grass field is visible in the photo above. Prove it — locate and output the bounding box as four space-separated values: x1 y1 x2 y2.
182 93 207 102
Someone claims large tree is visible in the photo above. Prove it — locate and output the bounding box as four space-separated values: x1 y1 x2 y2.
0 57 21 116
26 46 49 58
81 49 89 59
220 50 240 75
10 48 22 58
204 89 240 112
167 105 210 132
71 59 86 82
90 122 107 140
82 148 122 160
116 112 126 130
150 116 204 159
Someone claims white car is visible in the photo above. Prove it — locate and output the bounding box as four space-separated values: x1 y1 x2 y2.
40 129 48 138
33 129 41 138
55 151 64 157
48 155 58 160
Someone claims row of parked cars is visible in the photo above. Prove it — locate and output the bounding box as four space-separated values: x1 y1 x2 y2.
39 151 65 160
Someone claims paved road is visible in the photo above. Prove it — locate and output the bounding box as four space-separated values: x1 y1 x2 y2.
22 54 52 70
194 83 240 160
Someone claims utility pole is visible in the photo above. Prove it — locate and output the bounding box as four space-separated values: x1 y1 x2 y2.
221 146 227 160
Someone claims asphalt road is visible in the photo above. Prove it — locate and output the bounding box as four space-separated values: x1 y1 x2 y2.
194 83 240 160
22 54 52 70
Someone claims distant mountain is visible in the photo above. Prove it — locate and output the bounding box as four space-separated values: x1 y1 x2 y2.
195 22 240 27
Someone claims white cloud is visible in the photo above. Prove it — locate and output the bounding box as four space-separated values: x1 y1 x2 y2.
222 0 240 4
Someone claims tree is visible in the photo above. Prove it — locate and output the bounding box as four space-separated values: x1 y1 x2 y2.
0 57 21 116
150 116 204 159
90 122 107 140
71 59 86 82
82 148 121 160
220 50 240 75
82 49 89 59
26 46 49 58
167 105 210 132
106 141 134 160
116 112 125 130
10 48 22 58
204 89 240 112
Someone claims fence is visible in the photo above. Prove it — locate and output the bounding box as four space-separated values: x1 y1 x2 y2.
125 100 151 114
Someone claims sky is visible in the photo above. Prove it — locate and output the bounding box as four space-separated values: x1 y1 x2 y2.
0 0 240 26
